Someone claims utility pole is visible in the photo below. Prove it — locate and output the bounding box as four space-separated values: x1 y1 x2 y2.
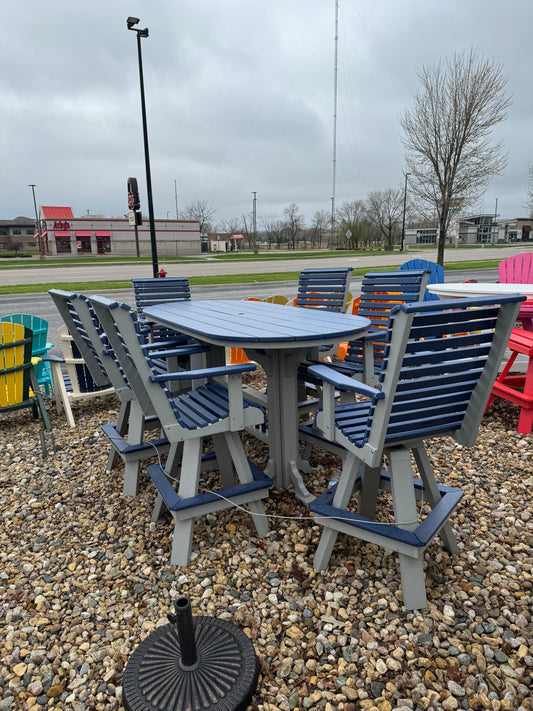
252 191 257 253
493 197 498 244
400 172 410 253
174 179 179 220
28 184 43 257
331 0 339 249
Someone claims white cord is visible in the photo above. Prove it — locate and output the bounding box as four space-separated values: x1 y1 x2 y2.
145 441 425 528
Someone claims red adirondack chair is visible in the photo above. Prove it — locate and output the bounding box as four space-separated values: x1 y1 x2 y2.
498 252 533 330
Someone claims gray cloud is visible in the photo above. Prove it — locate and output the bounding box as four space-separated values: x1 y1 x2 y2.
2 0 531 226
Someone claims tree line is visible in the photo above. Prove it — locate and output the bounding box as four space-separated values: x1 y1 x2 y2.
181 191 414 251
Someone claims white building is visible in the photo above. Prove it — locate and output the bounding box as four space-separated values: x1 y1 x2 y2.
36 206 201 257
404 214 533 247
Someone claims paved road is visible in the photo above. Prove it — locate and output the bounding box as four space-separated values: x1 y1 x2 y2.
0 244 527 286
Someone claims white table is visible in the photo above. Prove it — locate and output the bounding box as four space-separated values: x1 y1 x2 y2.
427 283 533 331
427 282 533 299
143 300 370 501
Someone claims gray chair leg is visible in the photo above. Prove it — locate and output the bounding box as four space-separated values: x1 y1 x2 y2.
168 438 203 566
388 447 427 609
212 433 238 488
106 401 130 473
314 528 340 571
412 445 459 555
224 432 269 538
398 553 428 610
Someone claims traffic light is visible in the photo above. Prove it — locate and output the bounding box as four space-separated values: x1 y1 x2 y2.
127 177 140 212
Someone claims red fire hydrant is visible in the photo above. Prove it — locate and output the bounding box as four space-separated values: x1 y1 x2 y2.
157 268 167 278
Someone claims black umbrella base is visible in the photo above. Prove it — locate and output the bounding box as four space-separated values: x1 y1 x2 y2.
123 615 258 711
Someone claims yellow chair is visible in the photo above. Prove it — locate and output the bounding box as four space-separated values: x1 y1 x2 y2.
265 294 289 305
0 322 53 457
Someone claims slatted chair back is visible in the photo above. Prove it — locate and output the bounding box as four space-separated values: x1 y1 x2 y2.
49 289 123 392
296 267 352 311
49 289 172 494
56 324 110 394
0 313 54 395
0 322 52 453
340 270 429 382
398 258 444 301
317 295 524 466
132 277 192 341
498 252 533 283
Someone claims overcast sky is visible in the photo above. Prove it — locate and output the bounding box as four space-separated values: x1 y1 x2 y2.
2 1 532 228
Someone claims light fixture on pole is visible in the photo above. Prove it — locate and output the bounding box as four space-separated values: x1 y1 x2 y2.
400 172 410 253
127 16 159 277
28 184 43 257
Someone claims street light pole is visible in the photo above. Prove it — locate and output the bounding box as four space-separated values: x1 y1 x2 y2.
400 172 410 253
252 191 257 254
28 184 43 257
127 17 159 277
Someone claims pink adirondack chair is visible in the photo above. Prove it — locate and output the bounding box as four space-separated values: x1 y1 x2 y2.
498 252 533 330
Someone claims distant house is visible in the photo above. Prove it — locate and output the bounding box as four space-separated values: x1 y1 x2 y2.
0 216 37 251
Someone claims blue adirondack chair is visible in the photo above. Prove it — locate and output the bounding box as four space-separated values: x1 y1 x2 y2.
398 258 444 301
300 294 524 610
90 294 272 565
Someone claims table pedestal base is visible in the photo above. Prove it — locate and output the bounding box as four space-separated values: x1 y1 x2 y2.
247 346 316 503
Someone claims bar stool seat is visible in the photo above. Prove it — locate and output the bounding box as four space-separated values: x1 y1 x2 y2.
486 327 533 434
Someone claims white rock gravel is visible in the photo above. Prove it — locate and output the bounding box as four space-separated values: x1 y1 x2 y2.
0 385 531 711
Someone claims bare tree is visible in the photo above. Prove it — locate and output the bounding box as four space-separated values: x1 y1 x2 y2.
262 216 285 250
182 199 217 236
309 210 330 248
336 200 369 249
399 47 511 264
366 189 404 248
283 203 304 250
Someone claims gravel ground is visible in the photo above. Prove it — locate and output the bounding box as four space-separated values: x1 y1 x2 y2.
0 380 532 711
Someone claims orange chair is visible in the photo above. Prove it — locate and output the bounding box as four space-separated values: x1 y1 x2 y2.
336 297 361 360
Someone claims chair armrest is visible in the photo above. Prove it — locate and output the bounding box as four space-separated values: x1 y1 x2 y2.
360 327 387 341
145 344 209 359
150 362 256 383
40 354 65 363
141 337 191 351
307 364 384 400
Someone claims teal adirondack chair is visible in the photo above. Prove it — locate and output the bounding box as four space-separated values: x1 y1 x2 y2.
0 314 54 395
